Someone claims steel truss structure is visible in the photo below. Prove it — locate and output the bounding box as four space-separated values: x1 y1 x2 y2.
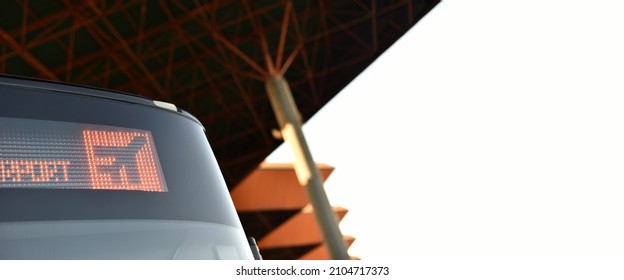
1 0 438 186
1 0 439 259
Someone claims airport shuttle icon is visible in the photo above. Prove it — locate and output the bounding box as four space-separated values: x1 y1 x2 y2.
83 130 166 192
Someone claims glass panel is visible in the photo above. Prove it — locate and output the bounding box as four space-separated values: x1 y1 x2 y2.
0 117 167 192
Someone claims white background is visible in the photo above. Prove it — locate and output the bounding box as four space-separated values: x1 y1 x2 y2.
267 0 624 260
3 261 624 279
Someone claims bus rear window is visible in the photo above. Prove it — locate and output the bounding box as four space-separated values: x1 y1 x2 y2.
0 117 167 192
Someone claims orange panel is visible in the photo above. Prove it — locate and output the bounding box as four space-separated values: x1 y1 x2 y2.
298 236 356 260
231 162 334 211
258 207 347 248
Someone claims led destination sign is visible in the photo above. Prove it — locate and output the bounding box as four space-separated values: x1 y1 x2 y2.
0 117 167 192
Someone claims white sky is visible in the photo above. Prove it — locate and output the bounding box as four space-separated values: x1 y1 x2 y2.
266 0 624 260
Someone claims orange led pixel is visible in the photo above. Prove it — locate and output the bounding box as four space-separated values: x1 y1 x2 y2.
0 116 168 192
0 160 70 183
83 130 166 192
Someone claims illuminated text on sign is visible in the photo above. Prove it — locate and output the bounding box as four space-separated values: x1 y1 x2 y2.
0 160 70 183
83 130 165 192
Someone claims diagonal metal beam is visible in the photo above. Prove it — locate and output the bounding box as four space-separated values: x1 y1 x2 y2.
288 4 319 106
85 0 166 98
222 51 274 149
372 0 378 51
275 0 293 73
62 0 154 95
47 1 288 88
65 25 75 81
212 32 269 78
242 0 276 75
20 0 28 46
14 0 88 84
1 1 141 62
0 29 58 80
278 44 301 77
158 0 219 102
308 1 409 41
136 0 148 54
0 45 5 72
57 0 277 90
17 0 275 79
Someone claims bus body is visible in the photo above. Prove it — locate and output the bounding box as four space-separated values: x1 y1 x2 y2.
0 75 253 259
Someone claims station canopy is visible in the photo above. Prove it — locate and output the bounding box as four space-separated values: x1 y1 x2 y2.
0 0 439 187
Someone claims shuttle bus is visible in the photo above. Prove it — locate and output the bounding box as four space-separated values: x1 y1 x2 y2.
0 75 254 259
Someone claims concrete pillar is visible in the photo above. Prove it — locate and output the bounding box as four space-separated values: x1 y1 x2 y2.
265 75 350 260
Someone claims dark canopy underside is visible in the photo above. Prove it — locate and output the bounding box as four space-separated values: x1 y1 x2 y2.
0 0 439 187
